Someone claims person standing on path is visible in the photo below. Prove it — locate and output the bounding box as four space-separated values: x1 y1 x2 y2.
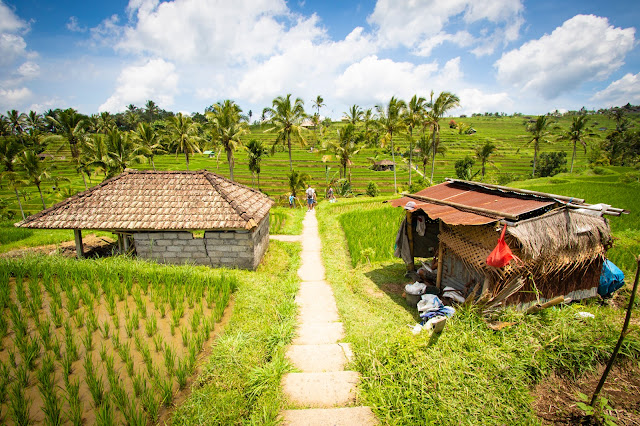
306 184 316 212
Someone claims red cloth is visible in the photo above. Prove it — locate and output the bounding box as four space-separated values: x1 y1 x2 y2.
486 224 520 268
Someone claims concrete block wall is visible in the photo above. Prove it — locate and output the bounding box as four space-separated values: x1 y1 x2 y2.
132 213 270 270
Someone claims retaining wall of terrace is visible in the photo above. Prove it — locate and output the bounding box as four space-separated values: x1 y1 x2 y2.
132 214 270 270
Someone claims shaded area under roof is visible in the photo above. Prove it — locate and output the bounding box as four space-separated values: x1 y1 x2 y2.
16 170 274 231
390 181 556 225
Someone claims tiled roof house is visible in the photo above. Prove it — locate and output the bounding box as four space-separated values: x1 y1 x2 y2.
16 170 274 269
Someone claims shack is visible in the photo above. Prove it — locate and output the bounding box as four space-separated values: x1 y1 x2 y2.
372 160 395 171
391 179 626 309
16 169 273 270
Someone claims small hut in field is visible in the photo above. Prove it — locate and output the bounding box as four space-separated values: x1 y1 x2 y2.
372 160 395 171
16 170 273 270
391 179 626 310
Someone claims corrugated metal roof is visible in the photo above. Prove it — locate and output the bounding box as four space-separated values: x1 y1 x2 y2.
390 181 555 225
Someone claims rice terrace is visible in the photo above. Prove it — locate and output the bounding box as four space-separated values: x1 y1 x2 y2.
1 0 640 424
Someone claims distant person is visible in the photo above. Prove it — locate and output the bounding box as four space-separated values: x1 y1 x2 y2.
305 184 316 211
289 193 296 208
327 186 336 203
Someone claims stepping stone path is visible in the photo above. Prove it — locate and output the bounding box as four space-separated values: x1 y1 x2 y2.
280 210 377 425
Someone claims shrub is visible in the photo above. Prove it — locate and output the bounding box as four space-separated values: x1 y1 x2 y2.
534 151 567 177
455 156 475 180
366 181 380 197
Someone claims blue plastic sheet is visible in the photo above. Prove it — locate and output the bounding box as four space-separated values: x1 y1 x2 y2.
599 260 625 297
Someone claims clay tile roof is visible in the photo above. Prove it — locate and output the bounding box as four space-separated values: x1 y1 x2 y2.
16 170 274 231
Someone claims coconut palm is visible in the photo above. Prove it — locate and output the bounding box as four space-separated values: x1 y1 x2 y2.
206 100 249 181
246 139 269 189
312 95 325 117
376 96 406 193
145 100 160 123
416 134 446 179
262 94 306 171
84 134 110 178
475 141 497 179
324 123 364 181
0 114 10 136
404 95 427 186
344 105 363 125
46 108 88 161
288 169 311 197
523 115 552 178
25 111 44 132
0 137 21 172
104 129 149 176
92 112 116 134
3 171 26 219
133 122 166 170
167 113 201 170
560 115 591 173
6 109 26 135
426 91 460 183
17 150 51 209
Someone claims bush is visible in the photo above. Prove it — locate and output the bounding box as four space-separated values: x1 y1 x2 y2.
366 182 380 197
497 173 520 185
336 179 353 197
534 151 567 177
408 179 429 194
455 156 475 180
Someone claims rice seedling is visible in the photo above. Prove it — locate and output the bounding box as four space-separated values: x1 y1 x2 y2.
94 399 114 426
82 328 93 352
74 309 85 329
159 303 166 318
36 352 55 392
190 311 201 333
14 363 30 388
181 327 190 347
101 320 110 339
133 372 146 397
51 336 61 360
156 375 173 407
176 357 189 390
170 322 176 336
124 316 135 338
15 276 27 306
84 355 105 407
86 308 99 333
9 381 31 426
66 288 79 313
22 336 40 371
65 378 83 426
37 319 53 351
111 332 121 350
8 349 16 368
141 387 159 422
117 341 131 365
153 334 164 353
0 278 10 309
60 350 74 380
171 310 181 329
126 402 148 426
49 303 63 328
112 312 120 331
125 355 135 378
110 380 128 413
64 321 79 361
164 345 176 377
145 314 157 337
0 362 9 404
38 377 63 426
10 304 28 342
105 292 116 316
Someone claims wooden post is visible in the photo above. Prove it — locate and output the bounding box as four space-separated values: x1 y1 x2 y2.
117 233 124 253
406 211 415 271
74 229 84 259
123 234 130 252
436 220 444 289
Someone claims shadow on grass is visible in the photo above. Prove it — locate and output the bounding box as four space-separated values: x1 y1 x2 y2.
364 261 421 321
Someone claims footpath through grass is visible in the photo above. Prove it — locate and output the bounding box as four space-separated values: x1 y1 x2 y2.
317 198 640 424
170 240 300 424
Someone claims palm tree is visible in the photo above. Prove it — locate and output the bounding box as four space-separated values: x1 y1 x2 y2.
17 150 51 209
92 112 116 134
560 115 590 173
362 108 378 147
46 108 88 161
206 100 249 181
133 122 166 170
0 137 21 172
167 113 201 170
312 95 325 117
416 134 446 180
84 134 110 179
324 123 364 181
288 169 311 197
25 111 44 132
426 91 460 183
524 115 552 178
376 96 406 193
344 105 363 125
3 171 26 219
246 139 269 189
7 109 26 135
105 129 149 176
262 94 306 171
145 100 160 122
0 114 10 136
475 141 497 179
404 95 427 186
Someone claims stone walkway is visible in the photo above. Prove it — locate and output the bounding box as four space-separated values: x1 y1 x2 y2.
280 210 377 425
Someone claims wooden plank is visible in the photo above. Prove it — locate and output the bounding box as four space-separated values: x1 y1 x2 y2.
404 193 519 221
74 229 84 259
445 178 585 204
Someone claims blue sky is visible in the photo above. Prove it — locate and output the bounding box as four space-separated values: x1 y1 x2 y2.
1 0 639 118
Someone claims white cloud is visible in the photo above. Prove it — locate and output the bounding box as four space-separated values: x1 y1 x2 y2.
66 16 87 33
367 0 523 56
17 61 39 78
0 1 28 33
591 73 640 107
0 87 32 110
456 88 513 116
98 58 179 112
495 14 635 99
0 33 26 66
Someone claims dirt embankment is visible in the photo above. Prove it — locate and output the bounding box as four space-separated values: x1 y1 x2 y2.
1 235 117 258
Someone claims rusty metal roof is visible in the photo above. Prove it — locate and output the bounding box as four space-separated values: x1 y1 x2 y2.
390 181 555 225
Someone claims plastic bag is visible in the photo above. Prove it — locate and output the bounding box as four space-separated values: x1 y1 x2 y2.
486 224 520 268
598 260 624 297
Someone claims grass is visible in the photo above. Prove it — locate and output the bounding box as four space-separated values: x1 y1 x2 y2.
0 221 112 254
316 197 640 424
170 240 300 424
269 206 306 235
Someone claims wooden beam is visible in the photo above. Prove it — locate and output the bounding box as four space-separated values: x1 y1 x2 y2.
123 234 130 252
435 221 444 289
74 229 84 259
406 211 415 271
403 192 520 221
445 178 585 204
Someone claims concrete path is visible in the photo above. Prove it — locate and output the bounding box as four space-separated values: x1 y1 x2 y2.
281 210 377 425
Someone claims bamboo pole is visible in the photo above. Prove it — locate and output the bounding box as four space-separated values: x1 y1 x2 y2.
403 192 519 220
406 211 415 271
590 255 640 407
436 220 444 289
